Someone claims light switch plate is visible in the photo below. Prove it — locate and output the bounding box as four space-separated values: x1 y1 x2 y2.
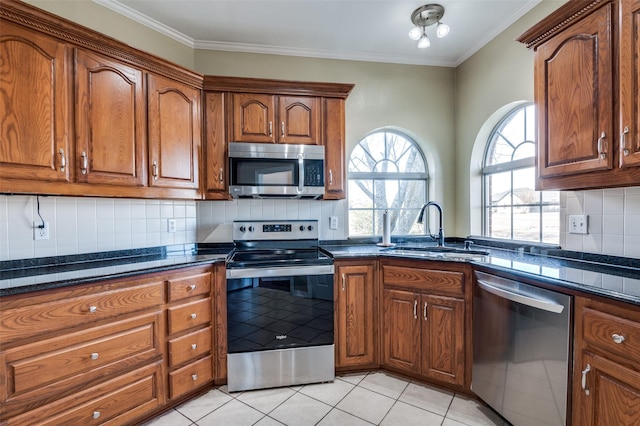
569 215 588 234
329 216 338 230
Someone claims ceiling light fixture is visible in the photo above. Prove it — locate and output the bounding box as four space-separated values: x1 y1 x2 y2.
408 4 449 49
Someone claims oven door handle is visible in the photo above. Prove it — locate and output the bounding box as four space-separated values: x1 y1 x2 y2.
226 264 334 279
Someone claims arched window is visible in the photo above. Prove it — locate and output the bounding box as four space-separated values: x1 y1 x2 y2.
482 103 559 243
348 129 428 236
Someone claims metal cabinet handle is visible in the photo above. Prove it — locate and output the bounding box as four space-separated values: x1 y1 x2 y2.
192 374 198 381
152 160 158 180
191 343 197 350
423 301 428 320
622 127 630 156
219 168 224 183
189 284 196 290
59 149 66 172
90 352 99 360
581 364 591 395
612 333 625 344
190 313 197 319
342 274 346 291
269 121 273 137
413 300 417 319
281 121 285 137
89 306 97 313
93 411 101 419
80 151 87 175
329 169 333 186
597 131 606 159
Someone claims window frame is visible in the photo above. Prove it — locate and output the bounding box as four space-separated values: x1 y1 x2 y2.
348 128 429 237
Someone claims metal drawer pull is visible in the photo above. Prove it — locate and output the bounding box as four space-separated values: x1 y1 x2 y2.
612 334 625 344
192 374 198 381
59 149 66 172
192 343 197 350
90 352 99 360
329 169 333 185
189 284 197 290
622 127 630 156
80 151 87 174
152 160 158 180
219 168 224 183
597 131 606 159
581 364 591 395
413 300 417 319
89 306 97 313
341 274 346 291
423 301 428 320
93 411 101 419
190 313 197 319
269 121 273 137
281 121 285 137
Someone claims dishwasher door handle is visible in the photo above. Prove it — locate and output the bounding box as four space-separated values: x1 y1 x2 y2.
477 280 565 314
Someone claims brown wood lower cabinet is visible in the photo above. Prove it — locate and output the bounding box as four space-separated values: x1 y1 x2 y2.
573 296 640 425
381 260 470 389
334 260 377 369
0 264 219 425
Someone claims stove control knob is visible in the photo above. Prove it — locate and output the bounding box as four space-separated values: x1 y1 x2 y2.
307 225 313 231
239 225 246 232
248 226 255 232
299 225 305 231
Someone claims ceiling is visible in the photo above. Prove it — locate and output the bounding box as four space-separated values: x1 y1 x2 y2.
94 0 543 67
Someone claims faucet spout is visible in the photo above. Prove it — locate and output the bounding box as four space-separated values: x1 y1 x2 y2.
416 201 445 246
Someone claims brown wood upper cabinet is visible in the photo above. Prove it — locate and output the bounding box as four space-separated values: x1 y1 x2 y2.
0 20 71 186
147 74 201 190
519 0 640 190
231 93 321 145
75 49 146 187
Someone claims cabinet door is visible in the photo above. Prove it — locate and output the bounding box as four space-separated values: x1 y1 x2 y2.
576 351 640 425
203 92 228 199
535 4 613 178
75 49 145 186
0 22 71 184
420 294 465 386
147 74 200 189
336 263 376 368
323 98 346 199
619 0 640 167
382 288 420 373
231 93 276 143
278 96 320 144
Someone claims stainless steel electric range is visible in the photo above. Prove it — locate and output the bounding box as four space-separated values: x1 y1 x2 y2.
225 220 335 392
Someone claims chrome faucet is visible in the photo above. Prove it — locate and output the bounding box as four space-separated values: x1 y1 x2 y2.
417 201 445 246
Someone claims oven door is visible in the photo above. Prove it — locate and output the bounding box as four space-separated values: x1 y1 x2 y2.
226 265 334 354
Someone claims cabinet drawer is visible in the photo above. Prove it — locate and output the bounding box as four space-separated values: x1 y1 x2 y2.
168 272 211 302
168 326 213 367
582 307 640 361
2 312 162 402
169 355 213 399
7 362 163 426
167 298 212 335
383 265 464 295
0 281 163 343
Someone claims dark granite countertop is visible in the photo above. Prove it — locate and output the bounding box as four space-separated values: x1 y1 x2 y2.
322 240 640 306
2 239 639 306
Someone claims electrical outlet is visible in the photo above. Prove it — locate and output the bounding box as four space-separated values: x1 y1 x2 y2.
569 215 588 234
329 216 338 230
167 218 177 233
33 221 50 240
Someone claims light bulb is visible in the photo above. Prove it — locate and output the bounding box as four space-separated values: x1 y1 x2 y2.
417 34 430 49
436 22 450 38
408 26 422 41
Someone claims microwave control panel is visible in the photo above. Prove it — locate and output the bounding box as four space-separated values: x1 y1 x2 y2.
304 160 324 186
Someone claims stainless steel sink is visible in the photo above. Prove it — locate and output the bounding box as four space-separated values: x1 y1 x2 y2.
381 246 489 260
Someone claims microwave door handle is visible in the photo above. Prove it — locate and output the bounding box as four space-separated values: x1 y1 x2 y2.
298 154 304 194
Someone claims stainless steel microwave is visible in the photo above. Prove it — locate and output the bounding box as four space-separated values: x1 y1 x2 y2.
228 142 325 199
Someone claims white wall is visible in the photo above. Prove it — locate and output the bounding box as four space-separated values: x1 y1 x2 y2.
0 195 197 261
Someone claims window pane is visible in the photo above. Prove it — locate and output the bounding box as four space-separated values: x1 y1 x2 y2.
542 209 560 244
488 206 512 239
349 210 373 236
512 141 535 161
486 171 511 207
513 206 541 241
348 180 373 208
512 167 538 206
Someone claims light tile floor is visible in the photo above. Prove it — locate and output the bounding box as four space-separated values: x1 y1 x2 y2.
143 371 508 426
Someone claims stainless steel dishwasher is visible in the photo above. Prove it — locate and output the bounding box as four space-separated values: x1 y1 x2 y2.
472 271 572 426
